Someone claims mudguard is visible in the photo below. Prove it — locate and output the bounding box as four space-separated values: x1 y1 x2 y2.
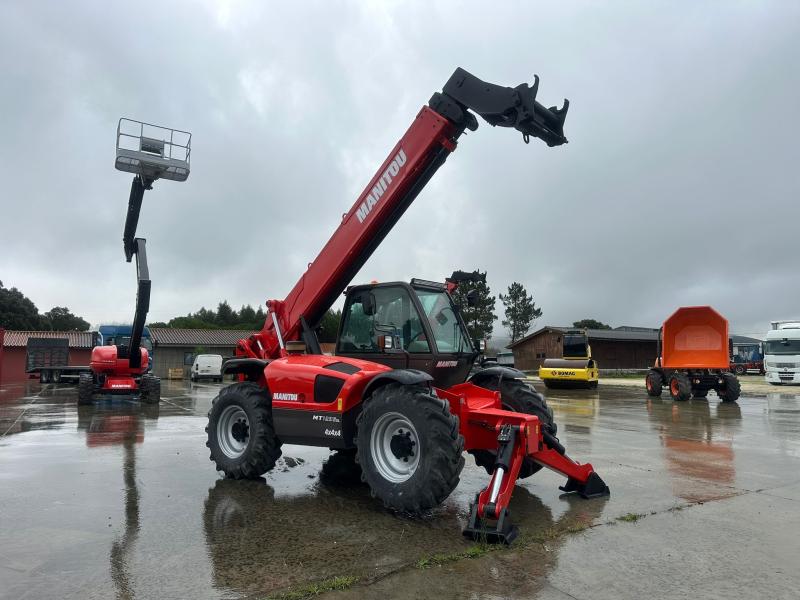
222 358 269 381
469 366 527 387
362 369 433 400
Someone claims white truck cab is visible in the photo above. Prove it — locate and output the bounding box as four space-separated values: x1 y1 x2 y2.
191 354 224 382
764 321 800 386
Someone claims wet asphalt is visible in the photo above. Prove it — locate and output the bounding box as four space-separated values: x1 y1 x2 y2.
0 378 798 600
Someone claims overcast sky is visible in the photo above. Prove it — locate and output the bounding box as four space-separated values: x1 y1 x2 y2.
1 1 798 340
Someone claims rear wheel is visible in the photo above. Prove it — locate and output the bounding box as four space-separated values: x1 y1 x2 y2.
645 370 663 397
206 382 282 479
669 372 691 401
356 383 464 514
470 377 556 479
77 373 94 405
717 373 741 402
733 364 746 376
40 370 50 384
320 449 363 486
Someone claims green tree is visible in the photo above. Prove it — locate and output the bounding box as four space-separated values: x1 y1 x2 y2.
0 281 43 329
572 319 611 330
42 306 90 331
449 271 496 341
238 304 257 324
215 301 237 327
500 282 541 343
317 309 342 343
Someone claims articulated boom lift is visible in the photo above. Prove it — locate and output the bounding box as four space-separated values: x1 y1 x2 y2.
79 120 191 405
208 68 608 544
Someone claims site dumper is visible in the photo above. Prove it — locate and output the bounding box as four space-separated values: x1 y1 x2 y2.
539 329 599 389
645 306 740 402
204 67 609 545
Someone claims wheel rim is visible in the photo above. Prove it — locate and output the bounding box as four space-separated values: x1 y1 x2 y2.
370 411 420 483
670 379 679 395
217 405 250 459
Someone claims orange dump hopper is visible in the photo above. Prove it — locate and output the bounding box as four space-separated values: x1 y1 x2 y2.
662 306 729 369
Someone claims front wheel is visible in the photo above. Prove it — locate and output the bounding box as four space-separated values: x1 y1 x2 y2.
206 382 282 479
470 377 556 479
733 364 746 376
356 383 464 514
669 372 691 401
717 373 741 402
140 374 161 404
645 370 663 397
77 373 94 405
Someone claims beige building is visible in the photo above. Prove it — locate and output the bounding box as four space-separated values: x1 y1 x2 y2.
149 328 257 379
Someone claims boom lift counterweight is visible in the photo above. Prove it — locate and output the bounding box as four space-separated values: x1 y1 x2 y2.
207 68 608 544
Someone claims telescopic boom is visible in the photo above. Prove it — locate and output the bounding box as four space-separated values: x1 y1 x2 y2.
240 68 568 360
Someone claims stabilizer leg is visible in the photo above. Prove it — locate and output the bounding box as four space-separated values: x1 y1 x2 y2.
559 471 610 499
463 493 519 545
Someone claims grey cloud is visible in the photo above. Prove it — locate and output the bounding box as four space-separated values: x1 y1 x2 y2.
1 1 797 340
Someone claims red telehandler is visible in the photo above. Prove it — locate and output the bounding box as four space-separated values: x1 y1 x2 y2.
206 68 609 544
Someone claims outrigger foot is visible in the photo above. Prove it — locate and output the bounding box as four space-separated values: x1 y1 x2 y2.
462 494 519 545
559 471 610 499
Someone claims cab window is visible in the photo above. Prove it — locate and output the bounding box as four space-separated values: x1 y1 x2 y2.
338 287 430 353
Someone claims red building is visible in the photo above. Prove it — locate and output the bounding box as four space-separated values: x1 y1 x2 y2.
0 330 96 383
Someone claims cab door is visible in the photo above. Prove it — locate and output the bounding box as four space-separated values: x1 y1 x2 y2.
336 285 434 372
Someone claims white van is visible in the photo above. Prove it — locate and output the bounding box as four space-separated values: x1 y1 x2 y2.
191 354 224 382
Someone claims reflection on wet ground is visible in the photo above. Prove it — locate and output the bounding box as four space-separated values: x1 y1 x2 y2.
1 379 799 599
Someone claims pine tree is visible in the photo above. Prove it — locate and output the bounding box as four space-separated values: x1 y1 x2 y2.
500 282 542 343
449 271 496 341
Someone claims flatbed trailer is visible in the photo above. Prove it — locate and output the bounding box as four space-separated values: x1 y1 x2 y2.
26 338 93 384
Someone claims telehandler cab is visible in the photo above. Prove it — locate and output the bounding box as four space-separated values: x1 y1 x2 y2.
206 68 609 544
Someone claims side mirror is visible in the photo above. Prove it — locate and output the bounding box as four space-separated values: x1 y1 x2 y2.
474 338 486 352
466 289 479 308
359 292 377 316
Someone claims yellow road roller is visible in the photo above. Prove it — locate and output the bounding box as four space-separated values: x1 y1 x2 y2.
539 329 599 389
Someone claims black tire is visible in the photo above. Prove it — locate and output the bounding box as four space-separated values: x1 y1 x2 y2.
717 373 741 402
668 372 691 402
733 364 746 376
692 388 709 399
645 369 663 397
589 379 599 389
77 373 94 405
356 383 464 514
40 370 50 384
320 449 363 486
140 374 161 404
52 370 62 384
206 382 282 479
470 377 556 479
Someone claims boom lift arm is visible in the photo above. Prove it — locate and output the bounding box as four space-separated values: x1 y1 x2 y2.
121 175 153 370
239 68 569 360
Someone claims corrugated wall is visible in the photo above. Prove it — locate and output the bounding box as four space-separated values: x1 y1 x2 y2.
152 345 239 379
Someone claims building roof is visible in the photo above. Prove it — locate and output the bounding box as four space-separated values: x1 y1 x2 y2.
149 328 258 347
508 325 660 348
1 330 97 349
731 335 762 344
